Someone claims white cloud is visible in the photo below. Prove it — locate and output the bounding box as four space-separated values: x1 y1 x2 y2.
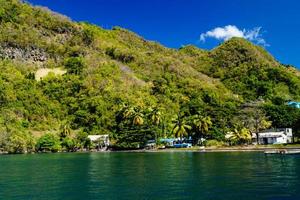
200 25 268 46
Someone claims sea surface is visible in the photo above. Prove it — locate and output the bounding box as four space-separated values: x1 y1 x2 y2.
0 152 299 200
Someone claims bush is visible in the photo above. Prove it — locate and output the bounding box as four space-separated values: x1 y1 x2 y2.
36 133 61 152
204 140 225 147
64 57 84 75
6 131 36 154
61 137 76 152
75 130 92 149
82 28 95 46
105 47 135 63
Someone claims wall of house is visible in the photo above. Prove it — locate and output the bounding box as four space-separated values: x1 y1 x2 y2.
258 137 287 144
253 128 294 145
275 137 286 144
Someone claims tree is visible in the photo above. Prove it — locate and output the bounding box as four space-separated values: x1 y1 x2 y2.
118 105 144 126
192 113 212 144
264 104 300 142
133 111 144 126
59 122 76 151
59 122 71 139
119 104 135 120
0 109 16 133
6 131 35 154
172 113 191 142
75 130 91 150
238 100 272 144
149 108 162 143
36 133 61 152
149 108 162 126
226 127 251 145
114 104 160 149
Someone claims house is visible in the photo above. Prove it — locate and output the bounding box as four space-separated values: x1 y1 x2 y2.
252 128 293 145
288 101 300 109
88 135 110 148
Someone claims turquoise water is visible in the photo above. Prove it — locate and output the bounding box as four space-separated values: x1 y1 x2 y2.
0 152 299 200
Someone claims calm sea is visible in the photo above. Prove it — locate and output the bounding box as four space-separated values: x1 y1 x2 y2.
0 152 299 200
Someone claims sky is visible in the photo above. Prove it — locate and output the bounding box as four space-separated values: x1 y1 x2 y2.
27 0 300 67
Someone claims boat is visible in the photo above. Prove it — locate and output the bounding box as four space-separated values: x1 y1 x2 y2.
264 149 300 155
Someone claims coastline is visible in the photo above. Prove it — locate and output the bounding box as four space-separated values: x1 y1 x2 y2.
2 145 300 155
113 146 300 153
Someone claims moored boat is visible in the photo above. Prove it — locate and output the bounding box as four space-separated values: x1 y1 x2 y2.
264 149 300 155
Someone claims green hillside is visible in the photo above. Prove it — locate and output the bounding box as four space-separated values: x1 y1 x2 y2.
1 0 300 152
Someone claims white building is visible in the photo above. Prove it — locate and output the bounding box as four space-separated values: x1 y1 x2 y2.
252 128 293 145
88 135 110 147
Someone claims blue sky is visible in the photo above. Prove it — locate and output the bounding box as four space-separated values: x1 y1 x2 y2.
27 0 300 67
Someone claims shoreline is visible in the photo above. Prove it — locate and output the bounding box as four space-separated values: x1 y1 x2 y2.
2 146 300 155
111 146 300 153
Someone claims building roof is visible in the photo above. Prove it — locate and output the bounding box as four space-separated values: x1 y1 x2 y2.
252 128 293 139
252 132 284 138
288 101 300 108
259 132 285 138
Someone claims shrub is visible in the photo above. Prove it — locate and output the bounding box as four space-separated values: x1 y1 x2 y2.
204 140 225 147
36 133 61 152
6 131 36 153
61 137 76 152
64 57 84 75
75 130 92 149
105 47 135 63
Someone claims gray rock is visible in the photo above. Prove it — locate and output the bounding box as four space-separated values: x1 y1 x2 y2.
0 44 48 63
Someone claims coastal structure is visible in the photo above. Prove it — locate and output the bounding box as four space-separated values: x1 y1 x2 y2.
159 138 193 148
88 135 110 149
146 138 193 149
288 101 300 109
252 128 293 145
145 140 156 149
159 138 176 147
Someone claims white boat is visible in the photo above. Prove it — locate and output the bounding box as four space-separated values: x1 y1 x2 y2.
264 149 300 155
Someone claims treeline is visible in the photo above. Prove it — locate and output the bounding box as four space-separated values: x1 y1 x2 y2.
2 90 300 153
0 123 92 153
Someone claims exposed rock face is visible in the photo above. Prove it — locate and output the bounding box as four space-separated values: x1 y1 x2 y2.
0 45 48 63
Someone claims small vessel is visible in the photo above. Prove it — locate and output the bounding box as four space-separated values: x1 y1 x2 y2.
264 149 300 155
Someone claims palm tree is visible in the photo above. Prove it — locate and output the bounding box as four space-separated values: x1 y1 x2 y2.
150 108 162 126
119 104 135 120
192 113 212 143
149 107 162 143
226 127 251 145
172 113 191 142
59 122 71 139
132 108 144 126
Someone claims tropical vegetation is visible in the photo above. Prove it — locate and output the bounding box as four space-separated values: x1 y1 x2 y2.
1 0 300 153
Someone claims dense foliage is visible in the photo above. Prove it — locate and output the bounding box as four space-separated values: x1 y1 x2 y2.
1 0 300 153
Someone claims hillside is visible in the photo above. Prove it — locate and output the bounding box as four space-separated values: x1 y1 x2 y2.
1 0 300 152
